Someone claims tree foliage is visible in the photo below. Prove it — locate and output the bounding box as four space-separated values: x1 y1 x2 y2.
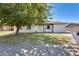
0 3 51 34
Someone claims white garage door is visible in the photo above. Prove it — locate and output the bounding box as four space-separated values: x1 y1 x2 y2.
54 24 65 32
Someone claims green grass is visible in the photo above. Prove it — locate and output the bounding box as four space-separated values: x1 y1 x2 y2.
0 32 72 45
0 32 14 36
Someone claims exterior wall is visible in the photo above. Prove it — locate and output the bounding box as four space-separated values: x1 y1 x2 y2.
65 27 71 32
19 26 32 33
54 24 66 32
32 25 43 32
70 27 79 32
0 26 15 31
19 25 43 33
14 24 66 33
43 25 53 32
66 26 79 32
14 26 17 32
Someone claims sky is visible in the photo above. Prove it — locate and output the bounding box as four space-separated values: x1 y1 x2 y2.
49 3 79 23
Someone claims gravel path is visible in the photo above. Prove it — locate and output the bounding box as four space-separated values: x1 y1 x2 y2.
0 43 78 56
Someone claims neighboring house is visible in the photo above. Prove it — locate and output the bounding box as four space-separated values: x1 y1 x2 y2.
66 23 79 44
0 25 14 31
14 21 67 33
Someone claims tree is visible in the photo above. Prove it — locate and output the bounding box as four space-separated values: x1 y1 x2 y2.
0 3 51 34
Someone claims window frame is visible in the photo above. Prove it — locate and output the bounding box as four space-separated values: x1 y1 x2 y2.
27 25 31 30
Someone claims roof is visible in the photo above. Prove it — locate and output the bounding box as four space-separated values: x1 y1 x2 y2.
66 23 79 27
45 21 67 25
35 21 67 25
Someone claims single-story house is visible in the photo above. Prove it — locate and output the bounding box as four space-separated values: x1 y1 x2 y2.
66 23 79 44
13 21 67 33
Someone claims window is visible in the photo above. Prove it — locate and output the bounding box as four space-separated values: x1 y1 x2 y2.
47 25 50 29
27 25 31 30
0 26 2 31
77 32 79 35
10 27 14 31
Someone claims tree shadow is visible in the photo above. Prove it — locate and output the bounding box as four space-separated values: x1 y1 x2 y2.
0 33 76 56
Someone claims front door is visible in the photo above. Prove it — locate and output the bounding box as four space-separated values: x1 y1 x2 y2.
43 24 53 32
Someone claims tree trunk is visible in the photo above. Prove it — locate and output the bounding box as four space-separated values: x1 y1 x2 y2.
16 26 20 35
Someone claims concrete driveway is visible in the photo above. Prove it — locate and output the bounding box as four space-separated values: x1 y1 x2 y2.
61 33 76 44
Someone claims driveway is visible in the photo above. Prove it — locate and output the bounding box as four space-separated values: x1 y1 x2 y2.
61 33 76 44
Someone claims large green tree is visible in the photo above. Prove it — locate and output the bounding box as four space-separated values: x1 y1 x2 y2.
0 3 51 34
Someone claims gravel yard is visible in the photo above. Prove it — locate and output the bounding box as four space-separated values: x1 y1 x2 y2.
0 32 78 56
0 44 78 56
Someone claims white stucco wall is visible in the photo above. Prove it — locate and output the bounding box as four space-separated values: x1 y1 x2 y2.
32 25 43 32
14 26 17 32
18 25 43 33
14 24 66 33
54 24 66 32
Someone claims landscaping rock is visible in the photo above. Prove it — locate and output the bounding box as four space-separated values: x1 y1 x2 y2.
0 43 78 56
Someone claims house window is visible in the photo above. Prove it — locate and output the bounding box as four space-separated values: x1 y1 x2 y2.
27 25 31 30
77 32 79 35
47 25 50 29
10 27 14 31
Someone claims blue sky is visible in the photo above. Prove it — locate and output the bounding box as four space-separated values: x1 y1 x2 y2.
49 3 79 23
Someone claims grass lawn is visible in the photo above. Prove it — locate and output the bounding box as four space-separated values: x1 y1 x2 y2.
0 32 72 45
